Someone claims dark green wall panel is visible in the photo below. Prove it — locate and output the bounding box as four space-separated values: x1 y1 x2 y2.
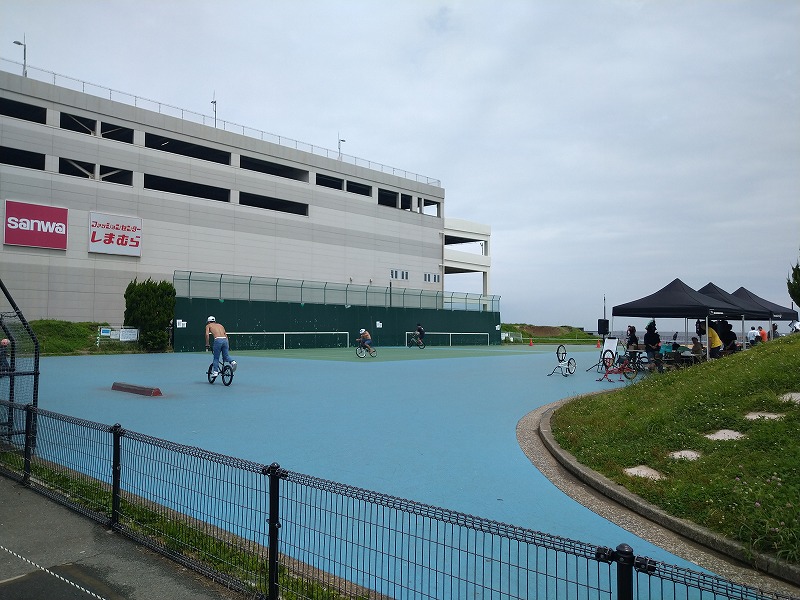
174 297 500 351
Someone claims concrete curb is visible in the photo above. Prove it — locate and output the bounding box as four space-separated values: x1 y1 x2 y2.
537 398 800 587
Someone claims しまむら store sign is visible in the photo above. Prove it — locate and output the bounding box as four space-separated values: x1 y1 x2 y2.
4 200 68 250
89 211 142 256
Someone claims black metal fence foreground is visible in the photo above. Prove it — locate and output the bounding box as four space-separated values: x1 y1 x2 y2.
0 402 793 600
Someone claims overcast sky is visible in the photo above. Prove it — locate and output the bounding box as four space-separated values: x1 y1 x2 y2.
2 1 798 331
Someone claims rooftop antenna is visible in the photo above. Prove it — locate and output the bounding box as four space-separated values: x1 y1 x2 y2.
211 91 217 128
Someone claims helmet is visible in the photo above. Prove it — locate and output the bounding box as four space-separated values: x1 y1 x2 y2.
359 329 365 334
207 316 215 323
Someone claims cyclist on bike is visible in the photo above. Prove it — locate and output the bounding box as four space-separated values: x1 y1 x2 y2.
415 323 425 346
357 328 373 351
205 316 237 377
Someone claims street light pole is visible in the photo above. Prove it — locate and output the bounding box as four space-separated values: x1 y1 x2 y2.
13 35 27 77
338 132 346 160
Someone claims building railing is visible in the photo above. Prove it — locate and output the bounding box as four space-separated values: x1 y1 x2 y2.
0 60 440 186
0 401 792 600
173 270 501 313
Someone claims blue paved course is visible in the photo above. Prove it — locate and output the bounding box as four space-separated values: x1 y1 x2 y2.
37 345 703 572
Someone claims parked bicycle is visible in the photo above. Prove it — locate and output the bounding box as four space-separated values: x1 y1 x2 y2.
620 349 650 374
547 344 576 377
597 349 639 382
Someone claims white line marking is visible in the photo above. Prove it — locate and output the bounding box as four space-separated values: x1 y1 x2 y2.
0 544 109 600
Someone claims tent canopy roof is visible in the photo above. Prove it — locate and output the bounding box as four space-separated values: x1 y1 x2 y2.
612 278 742 319
697 282 771 320
732 287 798 321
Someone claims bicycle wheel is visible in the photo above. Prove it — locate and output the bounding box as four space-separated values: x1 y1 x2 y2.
356 346 367 358
207 364 217 384
637 355 651 372
565 357 576 376
556 345 567 362
417 339 425 349
622 362 638 380
221 364 234 386
368 346 377 357
602 349 615 369
407 337 414 348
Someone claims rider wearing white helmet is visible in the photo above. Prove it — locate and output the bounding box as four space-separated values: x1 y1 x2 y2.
357 328 372 349
205 316 236 376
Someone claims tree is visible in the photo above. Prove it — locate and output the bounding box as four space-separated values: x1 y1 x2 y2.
124 278 176 351
789 253 800 308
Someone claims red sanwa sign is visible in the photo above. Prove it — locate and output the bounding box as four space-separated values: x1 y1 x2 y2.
4 200 68 250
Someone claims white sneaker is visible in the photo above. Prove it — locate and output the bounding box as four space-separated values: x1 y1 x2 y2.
231 361 237 372
211 371 219 377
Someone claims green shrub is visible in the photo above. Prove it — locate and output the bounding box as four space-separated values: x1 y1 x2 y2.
124 278 175 352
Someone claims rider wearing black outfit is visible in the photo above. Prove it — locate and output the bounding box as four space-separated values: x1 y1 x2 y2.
416 323 425 345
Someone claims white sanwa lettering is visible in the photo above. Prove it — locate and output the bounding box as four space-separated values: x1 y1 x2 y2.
7 216 66 234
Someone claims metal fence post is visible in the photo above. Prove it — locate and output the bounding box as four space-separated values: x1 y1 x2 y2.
615 543 634 600
22 403 33 485
265 462 287 600
111 423 123 530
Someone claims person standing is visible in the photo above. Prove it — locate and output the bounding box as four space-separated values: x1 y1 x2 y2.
643 320 663 373
707 322 723 358
0 338 10 372
747 326 759 347
770 324 780 340
758 326 768 343
204 316 236 377
625 325 638 351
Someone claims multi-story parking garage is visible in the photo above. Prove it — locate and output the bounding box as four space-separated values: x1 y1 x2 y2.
0 67 496 342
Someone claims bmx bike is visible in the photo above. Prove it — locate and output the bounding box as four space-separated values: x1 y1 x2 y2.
548 344 576 377
597 349 639 382
356 341 377 358
407 332 425 349
207 358 235 386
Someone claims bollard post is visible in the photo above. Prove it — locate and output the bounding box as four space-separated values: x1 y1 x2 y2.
615 543 634 600
22 404 33 485
111 423 123 530
265 462 287 600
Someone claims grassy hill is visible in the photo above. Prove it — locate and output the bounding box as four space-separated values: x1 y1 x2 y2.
502 323 597 344
551 334 800 566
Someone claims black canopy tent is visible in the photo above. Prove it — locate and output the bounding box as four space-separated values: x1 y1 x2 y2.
612 278 748 359
611 278 742 319
731 287 799 321
697 282 771 348
696 283 771 320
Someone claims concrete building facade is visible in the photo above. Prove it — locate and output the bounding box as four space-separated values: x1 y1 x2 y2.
0 69 491 324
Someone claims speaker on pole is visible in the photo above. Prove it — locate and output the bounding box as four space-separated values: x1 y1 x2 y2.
597 319 609 335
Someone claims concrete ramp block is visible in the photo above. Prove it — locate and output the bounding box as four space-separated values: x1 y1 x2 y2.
112 382 163 397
